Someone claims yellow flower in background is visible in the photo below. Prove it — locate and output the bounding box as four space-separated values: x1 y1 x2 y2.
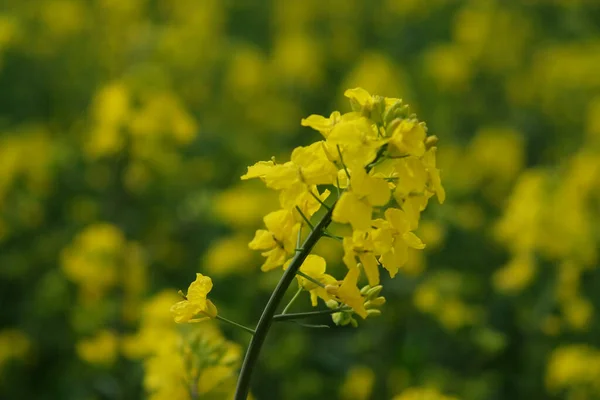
493 252 536 293
204 235 254 276
0 329 30 370
76 330 119 367
340 365 375 400
393 387 459 400
170 273 218 323
60 223 126 301
546 345 600 396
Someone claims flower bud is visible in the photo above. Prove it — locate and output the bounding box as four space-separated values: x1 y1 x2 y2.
325 285 339 295
367 309 382 317
425 135 439 149
366 285 383 300
360 285 372 296
365 297 386 309
326 300 340 309
385 118 401 137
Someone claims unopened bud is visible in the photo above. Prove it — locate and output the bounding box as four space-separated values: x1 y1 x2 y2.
367 309 382 317
326 300 340 309
332 311 352 326
425 135 439 149
177 290 187 300
325 285 339 295
383 100 403 126
360 285 372 296
366 285 383 299
365 297 386 309
385 118 401 137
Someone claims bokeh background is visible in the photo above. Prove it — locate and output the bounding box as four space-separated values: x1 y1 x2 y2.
1 0 600 399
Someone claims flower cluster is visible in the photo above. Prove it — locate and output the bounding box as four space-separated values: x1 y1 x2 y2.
242 88 445 321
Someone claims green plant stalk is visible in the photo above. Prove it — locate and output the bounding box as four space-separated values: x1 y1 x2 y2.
233 205 335 399
216 315 256 335
272 307 349 322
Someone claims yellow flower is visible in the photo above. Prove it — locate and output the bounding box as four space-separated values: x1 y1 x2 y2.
388 119 427 157
390 157 429 200
344 87 376 111
293 255 337 306
301 111 342 138
423 147 445 204
249 209 299 271
377 208 425 278
342 231 381 287
170 273 218 323
241 141 337 189
280 186 330 222
329 266 368 318
327 115 385 168
333 191 373 231
332 168 390 231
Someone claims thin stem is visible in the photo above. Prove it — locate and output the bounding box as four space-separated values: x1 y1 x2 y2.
273 307 349 322
291 321 330 329
234 205 335 400
336 145 351 181
216 315 256 335
323 231 343 241
295 206 315 231
296 270 327 289
296 224 302 249
282 287 303 315
309 190 331 210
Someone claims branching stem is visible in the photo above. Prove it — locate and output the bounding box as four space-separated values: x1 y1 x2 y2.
233 206 335 399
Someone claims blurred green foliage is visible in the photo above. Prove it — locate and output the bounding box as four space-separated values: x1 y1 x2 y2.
1 0 600 399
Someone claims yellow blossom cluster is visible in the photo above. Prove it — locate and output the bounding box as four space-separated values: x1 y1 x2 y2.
60 223 147 313
546 344 600 398
0 329 30 373
242 87 444 321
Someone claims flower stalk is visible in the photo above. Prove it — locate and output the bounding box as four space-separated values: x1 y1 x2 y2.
233 205 334 400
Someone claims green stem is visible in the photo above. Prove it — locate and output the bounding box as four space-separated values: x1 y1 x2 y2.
216 315 256 335
296 270 327 288
295 206 315 231
323 231 343 241
282 287 303 315
233 205 335 400
273 307 349 322
336 145 351 181
309 190 331 210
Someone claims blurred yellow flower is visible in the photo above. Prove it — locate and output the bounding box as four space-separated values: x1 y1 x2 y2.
340 365 375 400
0 329 30 370
76 330 119 367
